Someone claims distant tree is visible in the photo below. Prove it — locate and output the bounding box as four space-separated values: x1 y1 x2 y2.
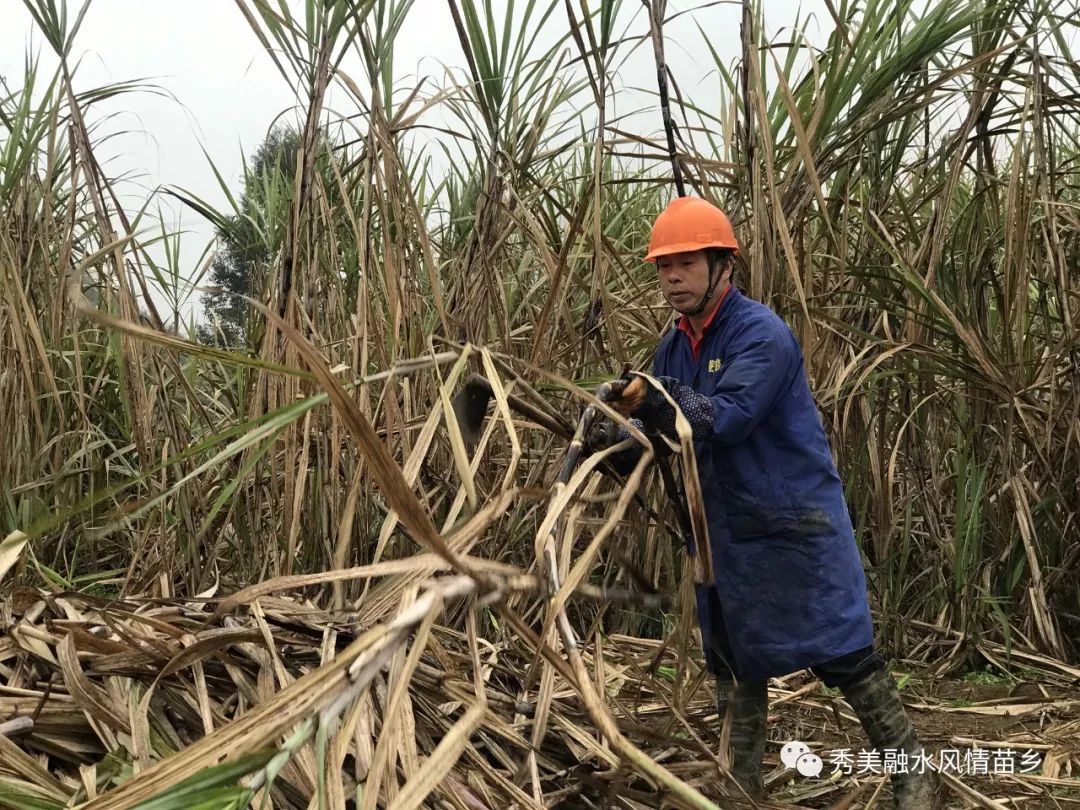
197 125 300 346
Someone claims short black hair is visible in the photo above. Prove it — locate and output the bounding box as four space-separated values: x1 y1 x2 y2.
706 248 736 281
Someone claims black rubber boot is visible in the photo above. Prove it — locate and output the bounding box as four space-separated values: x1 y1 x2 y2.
717 678 768 797
840 666 944 809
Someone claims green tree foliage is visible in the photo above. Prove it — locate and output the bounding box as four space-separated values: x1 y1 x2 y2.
197 125 300 346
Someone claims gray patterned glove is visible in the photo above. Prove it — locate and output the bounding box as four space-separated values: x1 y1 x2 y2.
635 376 714 442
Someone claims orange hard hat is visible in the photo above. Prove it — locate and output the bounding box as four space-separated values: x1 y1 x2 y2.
644 196 739 261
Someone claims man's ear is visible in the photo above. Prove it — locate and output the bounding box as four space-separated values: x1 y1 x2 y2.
722 253 735 282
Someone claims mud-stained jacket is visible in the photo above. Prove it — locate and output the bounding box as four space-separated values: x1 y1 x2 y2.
638 286 874 682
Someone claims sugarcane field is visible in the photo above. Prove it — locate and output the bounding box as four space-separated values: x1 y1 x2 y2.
2 0 1079 808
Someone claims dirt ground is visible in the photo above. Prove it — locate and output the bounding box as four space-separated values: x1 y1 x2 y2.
754 673 1080 809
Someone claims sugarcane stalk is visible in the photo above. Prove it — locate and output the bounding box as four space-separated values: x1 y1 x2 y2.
516 381 622 790
519 385 725 809
459 373 676 547
646 0 685 198
645 1 714 587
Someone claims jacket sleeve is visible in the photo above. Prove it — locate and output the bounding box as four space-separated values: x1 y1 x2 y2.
638 320 794 445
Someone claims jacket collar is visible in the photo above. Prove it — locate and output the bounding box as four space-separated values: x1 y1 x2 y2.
674 285 740 358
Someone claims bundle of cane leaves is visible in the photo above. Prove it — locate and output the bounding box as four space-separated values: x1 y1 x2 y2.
1 575 763 809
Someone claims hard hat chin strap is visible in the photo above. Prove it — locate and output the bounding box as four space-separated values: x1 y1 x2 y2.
683 252 724 317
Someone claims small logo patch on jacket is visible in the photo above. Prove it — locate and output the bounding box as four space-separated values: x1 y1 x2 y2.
708 358 723 372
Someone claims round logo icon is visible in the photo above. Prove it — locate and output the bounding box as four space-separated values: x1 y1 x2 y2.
796 752 824 777
781 741 811 769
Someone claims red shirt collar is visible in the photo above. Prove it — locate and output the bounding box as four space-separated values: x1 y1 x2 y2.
677 284 732 361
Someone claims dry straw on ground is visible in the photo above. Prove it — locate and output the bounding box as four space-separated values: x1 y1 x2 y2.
3 0 1079 807
2 574 1079 808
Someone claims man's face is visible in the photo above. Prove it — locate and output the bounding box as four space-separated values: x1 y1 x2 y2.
657 250 711 313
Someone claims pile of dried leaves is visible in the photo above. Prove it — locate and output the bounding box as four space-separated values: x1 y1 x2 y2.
0 573 754 810
2 575 1079 810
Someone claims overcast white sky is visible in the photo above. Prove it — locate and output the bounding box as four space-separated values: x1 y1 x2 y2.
1 0 824 327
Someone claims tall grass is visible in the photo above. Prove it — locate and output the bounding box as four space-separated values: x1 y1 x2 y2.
2 0 1078 680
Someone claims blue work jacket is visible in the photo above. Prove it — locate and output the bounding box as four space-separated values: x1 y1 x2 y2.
653 286 874 681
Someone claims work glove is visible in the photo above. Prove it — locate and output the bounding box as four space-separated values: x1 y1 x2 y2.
608 375 714 443
608 376 648 417
584 414 641 452
583 414 647 477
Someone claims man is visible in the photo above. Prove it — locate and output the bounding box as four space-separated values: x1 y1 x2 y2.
591 196 941 809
